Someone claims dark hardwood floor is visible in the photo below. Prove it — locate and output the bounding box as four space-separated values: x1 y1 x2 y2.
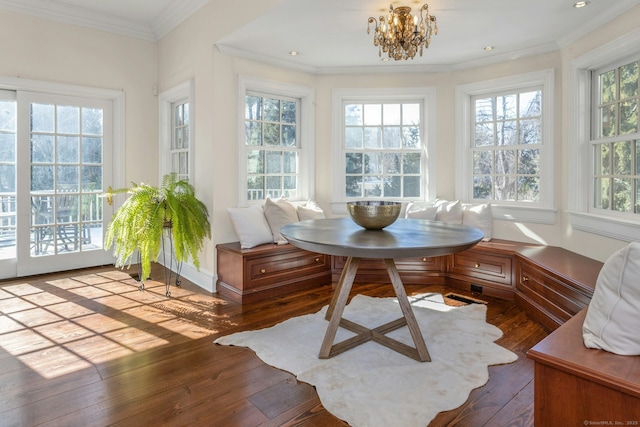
0 263 548 426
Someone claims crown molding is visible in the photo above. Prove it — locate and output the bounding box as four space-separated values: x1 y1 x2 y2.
0 0 209 41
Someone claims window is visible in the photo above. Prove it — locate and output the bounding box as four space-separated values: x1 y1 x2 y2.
159 81 193 182
591 59 640 215
471 89 542 202
238 77 314 205
245 93 299 201
332 88 436 209
569 32 640 242
456 70 555 223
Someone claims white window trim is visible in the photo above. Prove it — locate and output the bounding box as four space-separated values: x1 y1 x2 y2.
455 69 556 224
159 80 194 182
569 27 640 242
330 87 437 215
0 75 125 191
237 76 315 205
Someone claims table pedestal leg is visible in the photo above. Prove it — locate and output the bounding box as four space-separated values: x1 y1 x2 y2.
319 256 431 362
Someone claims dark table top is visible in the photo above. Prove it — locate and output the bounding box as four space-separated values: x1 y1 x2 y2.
280 217 484 259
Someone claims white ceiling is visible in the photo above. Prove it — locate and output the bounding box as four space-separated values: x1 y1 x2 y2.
0 0 638 73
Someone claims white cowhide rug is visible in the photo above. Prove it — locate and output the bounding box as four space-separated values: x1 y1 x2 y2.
214 293 517 427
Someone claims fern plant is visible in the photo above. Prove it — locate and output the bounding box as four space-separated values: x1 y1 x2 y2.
104 173 211 282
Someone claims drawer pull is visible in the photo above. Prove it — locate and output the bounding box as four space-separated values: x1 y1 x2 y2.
260 268 266 274
315 257 320 263
422 257 428 262
522 275 529 282
474 263 480 268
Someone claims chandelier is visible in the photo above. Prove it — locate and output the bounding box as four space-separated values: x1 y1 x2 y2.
367 3 438 61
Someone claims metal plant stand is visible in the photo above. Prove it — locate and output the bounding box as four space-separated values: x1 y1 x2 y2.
136 226 182 297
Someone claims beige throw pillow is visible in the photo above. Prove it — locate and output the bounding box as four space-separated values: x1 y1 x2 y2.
264 197 299 244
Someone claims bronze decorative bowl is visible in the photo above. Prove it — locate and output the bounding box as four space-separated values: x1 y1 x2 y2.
347 201 402 230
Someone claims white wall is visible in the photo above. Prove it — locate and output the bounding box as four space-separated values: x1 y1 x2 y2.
155 2 640 280
0 9 158 186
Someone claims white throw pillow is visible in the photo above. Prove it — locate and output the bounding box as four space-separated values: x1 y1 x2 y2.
264 197 299 244
435 199 463 224
227 204 273 249
582 242 640 356
462 203 492 241
297 200 325 221
405 201 437 220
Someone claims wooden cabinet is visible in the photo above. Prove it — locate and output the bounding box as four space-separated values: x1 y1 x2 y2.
528 310 640 425
446 246 514 300
216 242 331 304
514 246 601 331
331 255 444 285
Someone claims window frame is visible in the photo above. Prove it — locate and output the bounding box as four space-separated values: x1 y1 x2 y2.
159 80 194 183
331 87 436 214
569 29 640 242
456 69 556 224
237 76 315 205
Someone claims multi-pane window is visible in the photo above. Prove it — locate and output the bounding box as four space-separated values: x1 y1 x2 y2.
244 93 299 201
592 59 640 214
171 100 189 181
471 89 543 203
343 102 422 199
0 95 16 259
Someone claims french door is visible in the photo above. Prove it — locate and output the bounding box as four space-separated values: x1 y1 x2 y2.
0 89 114 278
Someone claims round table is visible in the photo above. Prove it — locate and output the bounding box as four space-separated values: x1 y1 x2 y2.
281 217 484 362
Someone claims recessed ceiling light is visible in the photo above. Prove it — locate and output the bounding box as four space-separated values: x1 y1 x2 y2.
289 51 299 56
573 1 590 8
484 46 494 51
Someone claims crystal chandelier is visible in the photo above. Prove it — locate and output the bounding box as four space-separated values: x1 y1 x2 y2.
367 3 438 61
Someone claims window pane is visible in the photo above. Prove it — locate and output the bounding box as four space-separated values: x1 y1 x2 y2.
263 98 280 122
57 105 79 134
495 150 516 174
383 153 400 174
620 61 638 99
56 166 79 191
600 104 616 137
519 91 541 117
364 176 382 197
0 165 15 192
383 127 401 148
247 176 264 200
82 107 103 135
263 123 280 146
246 122 262 146
473 175 492 199
345 104 362 125
402 104 420 125
283 151 297 174
345 153 362 174
364 152 382 174
520 119 541 144
345 127 363 149
496 121 517 145
82 166 102 191
266 151 282 173
475 98 493 122
594 177 610 209
282 101 296 124
473 151 492 174
518 149 540 175
620 100 637 134
518 176 539 202
613 177 632 212
0 133 16 162
475 123 494 147
384 176 401 197
495 175 516 200
31 104 54 132
600 69 616 104
402 126 420 148
496 94 517 120
383 104 401 125
82 137 102 164
403 176 420 197
364 127 381 149
31 165 54 191
247 150 264 174
364 104 382 126
0 100 16 131
346 176 362 197
246 96 262 120
403 153 421 174
282 124 296 147
31 135 54 163
613 141 631 175
57 136 79 163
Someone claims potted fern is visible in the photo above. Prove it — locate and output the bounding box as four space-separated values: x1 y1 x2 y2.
104 173 211 284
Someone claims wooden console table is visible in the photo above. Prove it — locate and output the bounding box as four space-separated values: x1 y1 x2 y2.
527 309 640 425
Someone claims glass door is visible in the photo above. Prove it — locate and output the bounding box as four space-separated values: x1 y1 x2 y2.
13 91 114 277
0 91 17 278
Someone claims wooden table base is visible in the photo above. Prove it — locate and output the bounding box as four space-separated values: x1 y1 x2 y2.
319 256 431 362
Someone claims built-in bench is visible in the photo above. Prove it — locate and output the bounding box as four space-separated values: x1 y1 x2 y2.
216 238 603 331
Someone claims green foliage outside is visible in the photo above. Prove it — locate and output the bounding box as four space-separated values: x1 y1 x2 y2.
104 173 211 282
